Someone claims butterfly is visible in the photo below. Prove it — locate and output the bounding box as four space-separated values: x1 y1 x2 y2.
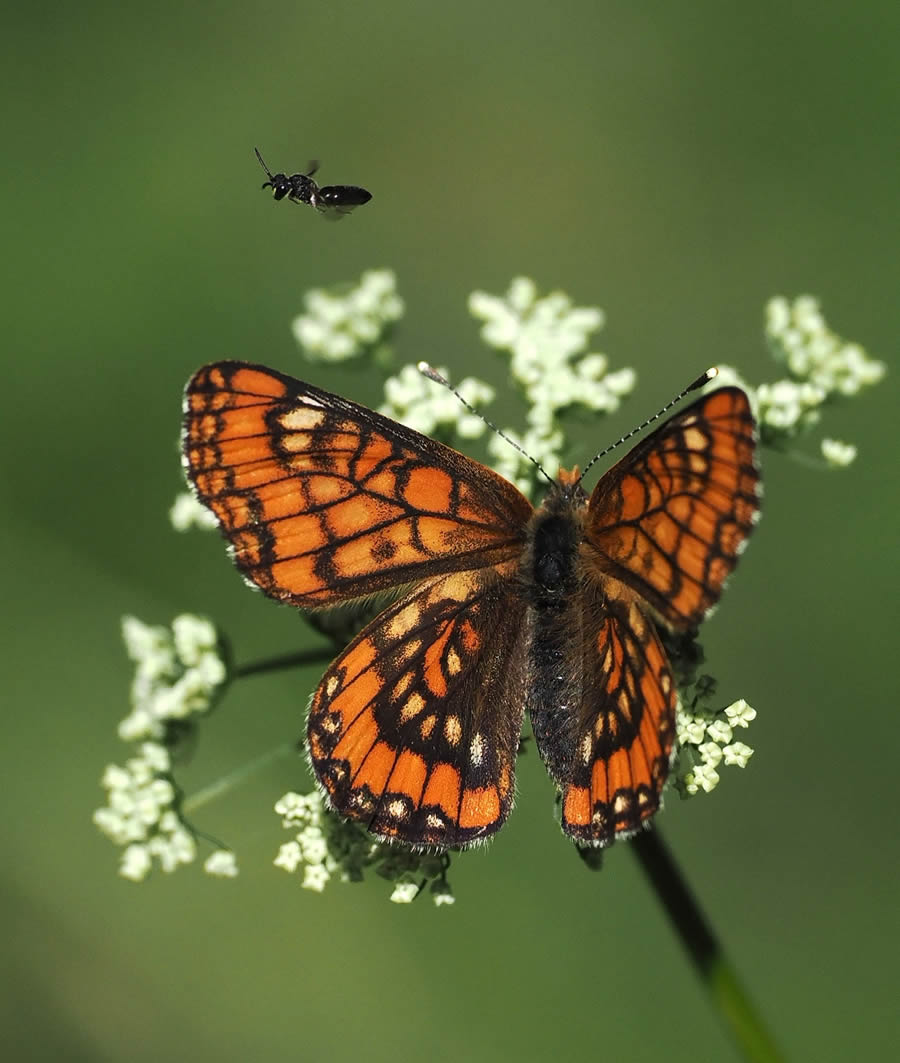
255 148 372 221
183 362 760 849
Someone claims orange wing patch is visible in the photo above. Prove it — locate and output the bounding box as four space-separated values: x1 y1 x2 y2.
585 387 760 629
183 362 532 608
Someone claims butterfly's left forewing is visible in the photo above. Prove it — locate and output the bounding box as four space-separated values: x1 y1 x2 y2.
183 362 532 607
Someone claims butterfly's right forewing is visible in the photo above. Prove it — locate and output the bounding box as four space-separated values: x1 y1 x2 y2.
585 387 760 629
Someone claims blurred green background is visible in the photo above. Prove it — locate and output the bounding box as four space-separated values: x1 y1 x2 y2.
3 2 897 1060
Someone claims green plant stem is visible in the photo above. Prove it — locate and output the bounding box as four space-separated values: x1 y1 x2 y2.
180 649 334 817
183 743 295 814
180 648 337 817
632 829 786 1063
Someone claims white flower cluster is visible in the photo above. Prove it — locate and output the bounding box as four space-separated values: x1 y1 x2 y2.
291 268 404 362
820 437 858 468
469 277 636 494
380 363 495 440
274 791 344 892
119 615 228 741
274 791 454 905
672 696 757 797
760 296 885 460
93 742 198 881
169 490 218 532
95 616 237 880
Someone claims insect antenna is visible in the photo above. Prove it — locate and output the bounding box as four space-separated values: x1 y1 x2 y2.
417 363 554 487
577 367 718 485
254 147 275 188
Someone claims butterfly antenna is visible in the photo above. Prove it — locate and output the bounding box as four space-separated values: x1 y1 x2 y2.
417 363 554 487
577 367 718 484
254 147 274 187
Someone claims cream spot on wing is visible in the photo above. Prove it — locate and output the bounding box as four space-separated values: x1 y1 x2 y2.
683 426 707 451
470 733 484 766
399 692 426 723
444 715 462 746
280 406 326 430
384 603 423 642
279 431 316 453
420 714 437 740
392 637 423 668
581 733 593 765
325 675 339 698
391 671 414 700
446 647 462 676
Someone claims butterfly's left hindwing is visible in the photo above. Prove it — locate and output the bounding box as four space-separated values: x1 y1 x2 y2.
308 567 529 848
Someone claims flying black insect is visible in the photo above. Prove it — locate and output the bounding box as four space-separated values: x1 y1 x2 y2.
254 148 372 221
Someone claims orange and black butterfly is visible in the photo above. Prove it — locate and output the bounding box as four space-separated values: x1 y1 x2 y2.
183 362 760 849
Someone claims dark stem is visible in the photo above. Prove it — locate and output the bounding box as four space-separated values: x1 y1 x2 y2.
631 828 787 1063
232 647 335 679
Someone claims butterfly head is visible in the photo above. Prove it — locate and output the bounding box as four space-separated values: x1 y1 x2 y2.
547 466 588 506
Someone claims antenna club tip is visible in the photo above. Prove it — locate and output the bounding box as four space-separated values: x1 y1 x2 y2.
417 362 447 385
685 367 719 394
